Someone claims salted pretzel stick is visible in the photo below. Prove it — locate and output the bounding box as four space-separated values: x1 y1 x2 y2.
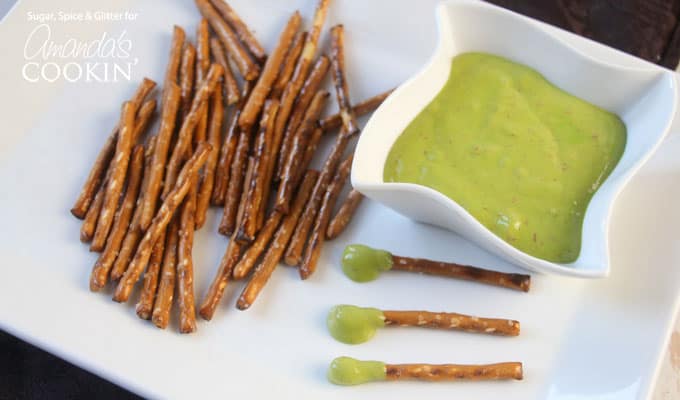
113 143 212 303
329 25 359 136
209 0 266 63
89 146 144 290
178 44 196 119
196 0 259 80
71 78 156 218
320 89 393 132
194 19 211 148
327 357 523 385
195 82 224 228
80 167 109 243
272 0 331 173
151 218 179 329
199 154 252 318
163 26 185 97
209 38 240 105
326 189 363 239
300 154 352 279
383 310 520 336
164 64 223 197
238 11 301 131
275 90 329 213
86 98 156 243
211 83 251 205
219 128 251 235
110 136 157 281
177 178 198 333
236 100 279 243
284 132 353 266
232 211 283 280
386 362 523 382
294 127 323 186
138 83 181 231
135 229 166 320
90 101 136 251
275 56 330 181
236 170 318 310
271 31 306 98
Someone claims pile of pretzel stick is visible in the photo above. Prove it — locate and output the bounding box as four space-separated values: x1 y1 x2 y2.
71 0 392 332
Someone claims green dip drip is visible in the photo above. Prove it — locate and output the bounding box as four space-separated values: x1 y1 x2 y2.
341 244 393 282
384 53 626 263
327 305 386 344
327 357 387 386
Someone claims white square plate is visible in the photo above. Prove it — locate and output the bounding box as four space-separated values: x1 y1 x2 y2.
1 1 679 399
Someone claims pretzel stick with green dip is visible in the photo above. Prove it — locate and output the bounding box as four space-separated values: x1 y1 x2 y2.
327 305 520 344
327 357 523 386
341 244 531 292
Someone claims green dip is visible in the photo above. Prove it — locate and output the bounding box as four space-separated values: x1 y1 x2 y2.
327 305 385 344
384 53 626 263
341 244 393 282
327 357 386 386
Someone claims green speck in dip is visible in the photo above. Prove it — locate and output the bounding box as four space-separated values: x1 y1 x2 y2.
341 244 393 282
327 305 385 344
327 356 386 386
383 53 626 263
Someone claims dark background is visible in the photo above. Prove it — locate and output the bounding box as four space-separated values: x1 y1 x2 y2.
3 0 679 399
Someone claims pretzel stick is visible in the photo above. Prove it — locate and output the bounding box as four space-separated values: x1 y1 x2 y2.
275 90 329 213
110 136 157 281
385 362 523 382
329 25 359 136
300 154 353 279
238 11 300 131
199 157 252 319
326 189 363 240
295 127 323 187
195 82 224 228
163 26 185 98
320 89 393 132
164 64 223 197
284 132 353 266
272 0 331 175
196 0 259 80
236 170 318 310
90 101 136 251
219 127 251 235
271 31 306 98
89 146 144 290
211 83 251 205
236 99 279 243
275 56 330 181
151 218 179 329
209 0 266 63
113 143 212 303
135 229 166 320
209 38 240 105
82 96 156 243
390 255 531 292
138 84 181 231
71 78 156 218
178 44 196 119
177 177 198 333
232 211 283 280
194 19 211 148
382 310 520 336
80 168 109 243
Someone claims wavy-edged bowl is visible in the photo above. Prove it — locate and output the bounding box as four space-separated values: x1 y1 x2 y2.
351 0 677 278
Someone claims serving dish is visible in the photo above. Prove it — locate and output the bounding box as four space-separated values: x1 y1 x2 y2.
1 0 680 399
352 0 677 278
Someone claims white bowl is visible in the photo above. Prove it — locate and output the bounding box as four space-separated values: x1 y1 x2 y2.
351 0 677 278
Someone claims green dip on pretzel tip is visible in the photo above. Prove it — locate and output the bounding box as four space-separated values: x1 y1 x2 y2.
327 357 387 386
327 305 385 344
384 52 626 263
340 244 393 282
